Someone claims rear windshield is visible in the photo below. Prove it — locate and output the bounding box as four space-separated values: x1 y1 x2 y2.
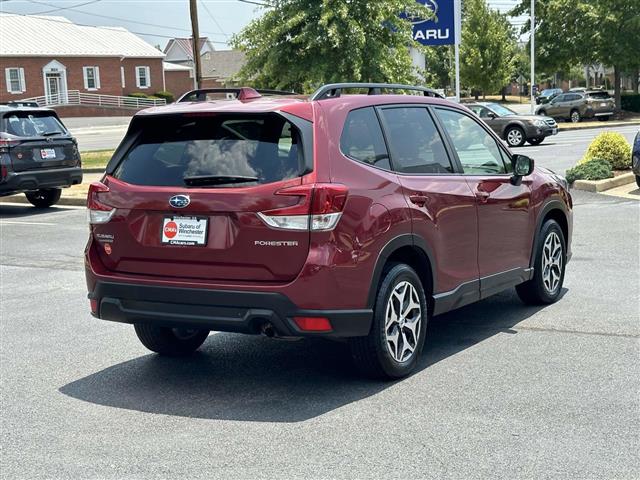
113 113 304 187
587 92 611 99
2 112 66 137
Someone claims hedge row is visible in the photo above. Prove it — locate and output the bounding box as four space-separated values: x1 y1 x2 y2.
621 94 640 113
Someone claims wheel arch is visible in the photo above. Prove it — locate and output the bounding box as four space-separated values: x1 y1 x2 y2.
530 201 569 268
366 234 436 310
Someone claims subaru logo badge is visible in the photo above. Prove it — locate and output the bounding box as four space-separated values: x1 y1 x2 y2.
169 195 190 209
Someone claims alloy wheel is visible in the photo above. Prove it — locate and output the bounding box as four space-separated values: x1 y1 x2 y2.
507 129 523 146
384 281 422 363
542 232 563 294
571 111 580 123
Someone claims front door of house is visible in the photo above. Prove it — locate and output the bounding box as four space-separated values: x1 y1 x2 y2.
46 74 62 104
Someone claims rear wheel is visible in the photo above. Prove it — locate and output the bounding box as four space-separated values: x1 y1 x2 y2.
570 109 581 123
527 137 544 146
25 188 61 208
505 126 526 147
134 324 209 356
516 219 566 305
598 116 611 121
537 110 547 116
635 175 640 189
349 263 428 379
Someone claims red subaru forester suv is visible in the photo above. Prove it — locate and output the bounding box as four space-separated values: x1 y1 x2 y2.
85 83 572 379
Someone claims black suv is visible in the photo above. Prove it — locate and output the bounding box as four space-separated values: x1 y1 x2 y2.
0 105 82 207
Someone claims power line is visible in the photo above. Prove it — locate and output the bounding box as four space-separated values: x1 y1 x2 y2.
1 10 229 43
25 0 101 15
202 0 229 38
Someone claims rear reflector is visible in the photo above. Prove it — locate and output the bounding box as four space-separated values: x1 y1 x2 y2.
293 316 332 332
90 298 99 314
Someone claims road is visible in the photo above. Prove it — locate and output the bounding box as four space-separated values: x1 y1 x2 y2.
1 190 638 479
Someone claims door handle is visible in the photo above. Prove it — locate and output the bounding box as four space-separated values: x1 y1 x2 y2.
409 194 428 207
476 191 490 203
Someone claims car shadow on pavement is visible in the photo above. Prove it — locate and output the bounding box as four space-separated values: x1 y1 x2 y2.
59 288 566 423
0 203 79 218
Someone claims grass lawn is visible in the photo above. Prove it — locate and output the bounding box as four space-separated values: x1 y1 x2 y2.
81 150 114 169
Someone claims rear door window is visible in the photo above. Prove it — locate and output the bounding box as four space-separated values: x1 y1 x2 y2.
379 107 453 174
113 114 304 187
340 107 390 170
2 112 66 137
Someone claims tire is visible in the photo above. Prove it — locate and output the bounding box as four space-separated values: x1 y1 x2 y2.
24 188 61 208
505 126 526 147
598 116 610 122
134 324 209 356
349 263 429 379
635 175 640 189
516 219 566 305
527 137 544 146
537 110 547 116
570 109 581 123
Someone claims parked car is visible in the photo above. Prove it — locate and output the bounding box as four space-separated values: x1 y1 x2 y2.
467 102 558 147
536 90 615 123
536 88 563 105
0 105 82 207
85 83 573 379
632 129 640 188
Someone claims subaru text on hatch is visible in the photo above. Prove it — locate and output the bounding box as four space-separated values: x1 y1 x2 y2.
85 84 573 379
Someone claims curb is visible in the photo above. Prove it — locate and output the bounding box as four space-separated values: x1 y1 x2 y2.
558 121 640 132
82 168 105 174
0 194 87 207
572 172 635 193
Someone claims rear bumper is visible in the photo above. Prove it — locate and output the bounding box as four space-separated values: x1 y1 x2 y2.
0 166 82 196
89 280 373 338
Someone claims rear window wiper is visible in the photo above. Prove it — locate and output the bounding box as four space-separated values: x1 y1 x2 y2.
42 131 65 136
183 175 259 187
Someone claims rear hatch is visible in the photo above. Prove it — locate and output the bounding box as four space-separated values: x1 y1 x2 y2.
93 112 313 283
2 111 78 172
586 91 615 111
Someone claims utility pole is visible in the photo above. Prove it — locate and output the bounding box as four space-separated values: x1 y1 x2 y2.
530 0 535 113
189 0 202 89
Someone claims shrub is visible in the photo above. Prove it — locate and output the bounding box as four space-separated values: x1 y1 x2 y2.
128 92 150 99
621 94 640 113
153 91 175 103
566 158 613 184
581 132 632 170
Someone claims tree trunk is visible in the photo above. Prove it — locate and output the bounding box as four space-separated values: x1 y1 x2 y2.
501 86 507 102
474 90 479 100
632 68 639 94
614 65 621 112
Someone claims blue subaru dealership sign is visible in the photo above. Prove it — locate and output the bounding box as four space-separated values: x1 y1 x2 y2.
409 0 457 46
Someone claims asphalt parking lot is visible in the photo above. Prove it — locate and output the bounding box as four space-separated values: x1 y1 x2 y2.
0 190 638 479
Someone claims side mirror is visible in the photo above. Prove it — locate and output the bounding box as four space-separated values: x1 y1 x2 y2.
487 112 497 119
511 154 534 185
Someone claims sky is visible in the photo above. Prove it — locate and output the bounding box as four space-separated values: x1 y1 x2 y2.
0 0 529 51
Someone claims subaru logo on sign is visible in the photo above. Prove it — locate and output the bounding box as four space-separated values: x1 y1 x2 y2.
169 195 190 209
409 0 438 23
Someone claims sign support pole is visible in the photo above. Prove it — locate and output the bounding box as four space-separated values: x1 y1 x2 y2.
454 0 461 102
530 0 535 113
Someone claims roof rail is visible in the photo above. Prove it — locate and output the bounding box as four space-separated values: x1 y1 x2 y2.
0 101 41 108
177 87 296 103
309 83 444 101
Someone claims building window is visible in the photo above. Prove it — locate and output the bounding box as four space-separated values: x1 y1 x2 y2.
120 66 125 88
136 66 151 89
5 68 25 94
82 66 100 90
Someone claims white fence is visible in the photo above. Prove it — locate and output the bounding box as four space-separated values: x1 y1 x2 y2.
20 90 166 109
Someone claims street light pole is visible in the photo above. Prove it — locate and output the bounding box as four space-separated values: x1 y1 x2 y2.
530 0 535 113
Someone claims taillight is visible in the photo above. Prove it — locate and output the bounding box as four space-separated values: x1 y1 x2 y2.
87 181 115 224
0 138 19 153
257 183 348 231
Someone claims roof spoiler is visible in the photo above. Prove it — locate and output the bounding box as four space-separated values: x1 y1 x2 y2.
177 88 296 103
309 83 444 101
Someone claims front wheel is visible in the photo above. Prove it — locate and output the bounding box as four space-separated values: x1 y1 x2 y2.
505 126 526 147
25 188 61 208
134 324 209 356
349 263 428 379
570 110 581 123
527 137 544 146
516 220 566 305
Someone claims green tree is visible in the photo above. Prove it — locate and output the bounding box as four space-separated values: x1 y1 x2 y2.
422 46 453 91
460 0 517 99
230 0 432 93
511 0 640 109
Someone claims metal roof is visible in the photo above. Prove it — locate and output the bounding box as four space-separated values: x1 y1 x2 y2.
0 13 164 58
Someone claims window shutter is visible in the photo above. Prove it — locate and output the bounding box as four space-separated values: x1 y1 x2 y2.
83 67 89 89
95 66 101 89
5 68 12 93
120 66 125 88
135 67 141 88
145 66 151 88
18 68 25 92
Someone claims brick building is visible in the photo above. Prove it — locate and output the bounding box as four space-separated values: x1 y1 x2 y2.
0 13 165 103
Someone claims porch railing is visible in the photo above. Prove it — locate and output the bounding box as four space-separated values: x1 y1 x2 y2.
19 90 166 109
